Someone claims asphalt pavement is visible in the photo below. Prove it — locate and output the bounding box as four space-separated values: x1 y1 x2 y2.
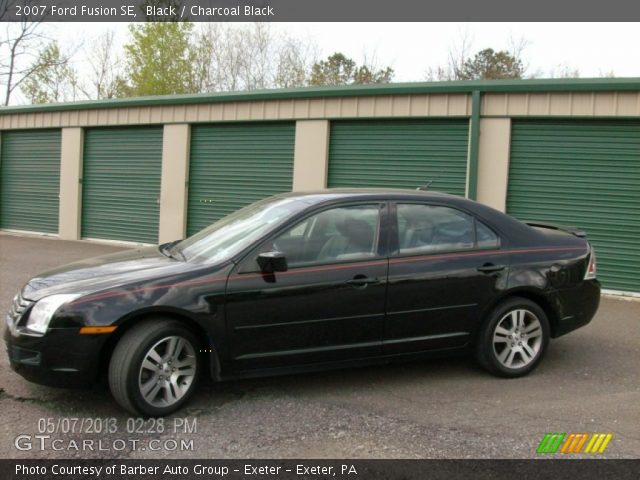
1 232 638 459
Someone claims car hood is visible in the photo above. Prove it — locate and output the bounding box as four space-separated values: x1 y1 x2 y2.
22 246 192 301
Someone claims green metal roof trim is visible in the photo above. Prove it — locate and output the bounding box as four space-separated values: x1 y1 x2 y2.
2 78 640 115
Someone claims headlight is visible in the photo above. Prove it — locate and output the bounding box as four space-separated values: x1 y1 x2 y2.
26 294 81 335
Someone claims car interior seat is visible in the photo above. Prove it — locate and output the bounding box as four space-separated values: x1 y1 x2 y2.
318 216 374 261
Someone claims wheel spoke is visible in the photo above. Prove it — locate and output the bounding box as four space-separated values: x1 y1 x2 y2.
141 379 161 399
163 382 177 404
510 311 519 331
140 377 156 396
495 325 511 336
141 358 158 372
522 342 536 359
176 366 196 377
525 324 542 336
171 376 187 395
493 335 508 344
165 337 177 360
147 348 163 365
174 357 193 368
497 346 511 364
505 348 517 367
172 338 186 358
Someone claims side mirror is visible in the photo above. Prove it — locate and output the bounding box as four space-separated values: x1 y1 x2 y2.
257 251 288 273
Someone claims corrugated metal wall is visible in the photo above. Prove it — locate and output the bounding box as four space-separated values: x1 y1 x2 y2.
187 122 295 236
327 120 469 196
0 130 61 233
82 127 163 243
507 120 640 292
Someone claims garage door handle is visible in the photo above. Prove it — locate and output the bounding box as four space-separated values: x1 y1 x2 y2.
477 263 506 273
346 276 380 288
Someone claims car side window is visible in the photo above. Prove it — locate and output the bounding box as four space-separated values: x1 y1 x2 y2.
397 204 481 255
268 204 381 268
476 220 500 249
397 204 475 254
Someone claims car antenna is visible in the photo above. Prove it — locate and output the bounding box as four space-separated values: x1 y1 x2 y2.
416 180 433 191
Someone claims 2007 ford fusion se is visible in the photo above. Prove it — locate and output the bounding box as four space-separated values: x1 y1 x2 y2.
5 189 600 416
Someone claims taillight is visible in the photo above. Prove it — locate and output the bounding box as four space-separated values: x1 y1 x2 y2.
585 247 597 280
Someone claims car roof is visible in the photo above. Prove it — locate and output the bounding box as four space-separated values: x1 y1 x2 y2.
277 188 456 204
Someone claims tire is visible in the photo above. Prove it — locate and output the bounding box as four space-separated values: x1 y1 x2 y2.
108 319 201 417
476 297 550 378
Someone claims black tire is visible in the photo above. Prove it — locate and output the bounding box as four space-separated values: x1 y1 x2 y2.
476 297 550 378
108 319 201 417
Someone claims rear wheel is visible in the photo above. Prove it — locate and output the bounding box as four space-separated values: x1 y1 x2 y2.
476 297 550 377
109 320 200 416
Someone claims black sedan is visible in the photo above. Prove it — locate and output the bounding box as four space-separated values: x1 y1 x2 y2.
5 189 600 416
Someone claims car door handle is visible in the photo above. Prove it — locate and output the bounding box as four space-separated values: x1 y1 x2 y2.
477 263 506 273
346 275 380 288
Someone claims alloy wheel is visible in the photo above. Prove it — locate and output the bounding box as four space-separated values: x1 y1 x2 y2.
492 308 543 369
138 335 197 407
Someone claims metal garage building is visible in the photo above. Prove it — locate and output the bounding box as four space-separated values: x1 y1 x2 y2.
0 79 638 293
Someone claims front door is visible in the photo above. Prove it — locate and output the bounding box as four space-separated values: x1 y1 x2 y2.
384 202 506 354
225 202 389 371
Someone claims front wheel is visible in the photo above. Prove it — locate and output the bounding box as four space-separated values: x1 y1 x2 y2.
108 320 201 416
476 297 550 377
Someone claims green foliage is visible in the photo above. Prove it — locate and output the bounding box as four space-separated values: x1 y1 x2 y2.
122 22 198 96
309 53 394 86
353 65 394 85
310 53 356 86
459 48 524 80
21 42 77 104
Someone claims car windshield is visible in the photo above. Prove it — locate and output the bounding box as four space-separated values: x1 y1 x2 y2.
172 196 308 264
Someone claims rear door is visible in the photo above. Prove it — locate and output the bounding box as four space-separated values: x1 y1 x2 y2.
384 202 506 354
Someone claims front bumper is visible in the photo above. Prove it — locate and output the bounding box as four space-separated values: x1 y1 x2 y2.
4 326 108 388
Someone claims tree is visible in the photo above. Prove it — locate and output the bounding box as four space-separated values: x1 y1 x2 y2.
353 65 394 85
240 22 273 90
547 64 580 79
194 23 318 92
425 29 474 81
21 41 78 103
194 23 245 92
273 36 313 88
122 22 197 96
458 48 524 80
0 3 48 105
426 32 529 81
309 52 394 86
309 53 355 86
84 30 124 99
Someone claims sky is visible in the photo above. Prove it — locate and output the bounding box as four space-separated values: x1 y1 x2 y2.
36 22 640 88
283 23 640 79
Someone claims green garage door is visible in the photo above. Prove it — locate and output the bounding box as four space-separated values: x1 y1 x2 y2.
82 127 162 243
328 120 469 196
187 123 295 236
507 120 640 292
0 130 61 233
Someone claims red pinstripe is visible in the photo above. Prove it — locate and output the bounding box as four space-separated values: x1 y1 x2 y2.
69 246 587 305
